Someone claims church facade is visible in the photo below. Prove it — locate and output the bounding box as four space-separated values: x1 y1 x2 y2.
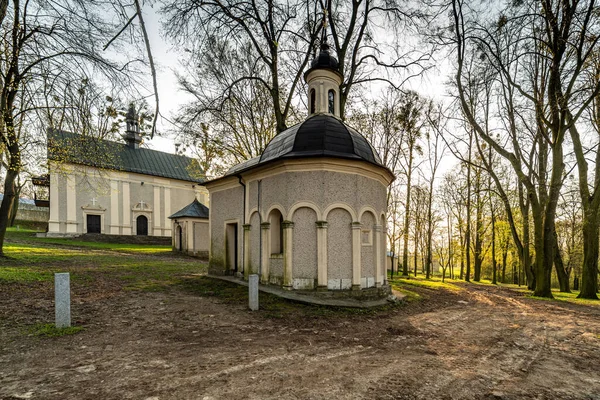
46 110 208 237
204 42 394 296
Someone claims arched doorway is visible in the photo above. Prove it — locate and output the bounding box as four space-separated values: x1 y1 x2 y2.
136 215 148 236
177 225 183 251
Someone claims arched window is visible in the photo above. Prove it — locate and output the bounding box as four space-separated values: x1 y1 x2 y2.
310 89 316 114
177 225 183 251
328 89 335 114
269 209 283 254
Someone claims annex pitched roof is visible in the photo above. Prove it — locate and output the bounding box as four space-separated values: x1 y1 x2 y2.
168 199 209 219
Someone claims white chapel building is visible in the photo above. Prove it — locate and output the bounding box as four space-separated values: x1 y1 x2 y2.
45 108 208 238
204 40 394 298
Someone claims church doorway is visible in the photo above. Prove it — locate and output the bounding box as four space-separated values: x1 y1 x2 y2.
136 215 148 236
177 225 183 251
226 223 238 273
86 214 101 234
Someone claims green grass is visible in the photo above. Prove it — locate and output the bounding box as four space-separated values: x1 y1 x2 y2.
389 274 463 292
526 290 600 307
0 267 52 283
26 323 84 337
391 285 422 302
2 229 207 293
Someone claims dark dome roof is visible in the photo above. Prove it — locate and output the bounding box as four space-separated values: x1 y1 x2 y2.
310 46 339 70
259 114 384 166
304 43 341 80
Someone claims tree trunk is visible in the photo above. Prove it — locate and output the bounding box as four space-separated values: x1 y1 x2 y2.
426 189 433 279
552 230 570 293
8 193 19 227
522 210 534 290
502 251 507 284
0 168 18 256
459 234 465 279
491 206 497 285
465 144 472 282
413 227 419 277
402 154 413 276
579 215 600 299
532 207 553 298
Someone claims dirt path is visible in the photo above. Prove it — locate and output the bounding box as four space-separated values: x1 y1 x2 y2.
1 280 599 400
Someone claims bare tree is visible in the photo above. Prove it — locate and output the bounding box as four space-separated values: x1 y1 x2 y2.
448 0 600 298
0 1 148 255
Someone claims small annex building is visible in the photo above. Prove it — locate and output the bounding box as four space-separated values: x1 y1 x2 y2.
204 41 394 298
44 107 208 237
169 198 210 257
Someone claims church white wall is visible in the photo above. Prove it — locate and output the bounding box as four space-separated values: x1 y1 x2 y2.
291 207 318 289
208 184 244 273
247 170 387 220
207 159 390 291
171 218 209 256
48 161 207 237
194 221 209 253
326 208 353 289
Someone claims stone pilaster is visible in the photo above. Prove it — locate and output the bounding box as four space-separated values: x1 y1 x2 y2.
110 180 120 234
352 222 362 290
316 221 328 288
243 224 252 279
65 174 77 233
282 221 294 289
260 222 271 284
374 224 383 287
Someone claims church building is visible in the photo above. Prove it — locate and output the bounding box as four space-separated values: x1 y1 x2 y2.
204 40 394 297
45 107 208 238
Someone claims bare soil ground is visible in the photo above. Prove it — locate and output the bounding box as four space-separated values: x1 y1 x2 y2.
1 259 600 399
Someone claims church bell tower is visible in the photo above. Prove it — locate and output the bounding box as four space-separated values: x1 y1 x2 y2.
304 4 343 118
124 103 143 149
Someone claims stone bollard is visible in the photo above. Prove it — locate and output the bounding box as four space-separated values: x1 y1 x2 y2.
54 273 71 328
249 274 259 311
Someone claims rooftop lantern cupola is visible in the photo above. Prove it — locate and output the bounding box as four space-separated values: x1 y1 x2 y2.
124 103 143 149
304 6 343 118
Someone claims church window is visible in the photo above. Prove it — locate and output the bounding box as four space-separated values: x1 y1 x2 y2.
310 89 316 114
269 209 283 254
328 89 335 114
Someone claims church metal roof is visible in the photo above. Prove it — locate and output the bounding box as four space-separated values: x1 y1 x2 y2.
47 129 204 183
259 114 383 165
220 114 386 179
169 199 209 219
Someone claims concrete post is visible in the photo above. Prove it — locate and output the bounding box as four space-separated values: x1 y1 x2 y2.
260 222 271 284
316 221 328 288
352 222 362 290
249 274 259 311
54 273 71 328
282 221 294 289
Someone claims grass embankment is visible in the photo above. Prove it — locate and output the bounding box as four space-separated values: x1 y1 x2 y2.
1 227 205 292
2 228 401 322
389 270 599 307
